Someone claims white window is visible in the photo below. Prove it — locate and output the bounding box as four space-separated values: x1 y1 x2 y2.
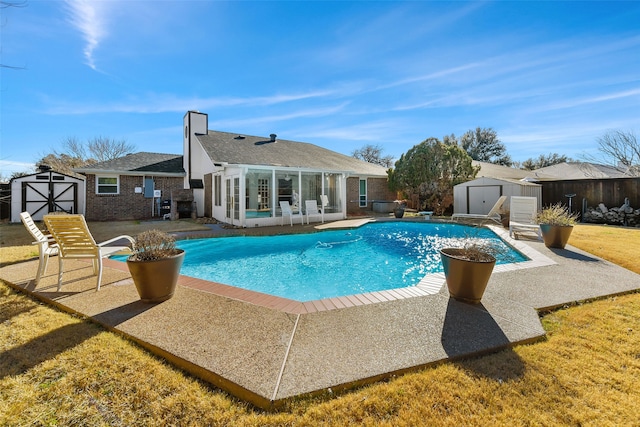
359 179 367 207
96 176 119 194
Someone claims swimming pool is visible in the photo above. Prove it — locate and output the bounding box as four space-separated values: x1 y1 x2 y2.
124 222 526 302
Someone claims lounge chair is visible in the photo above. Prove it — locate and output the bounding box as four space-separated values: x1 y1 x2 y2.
509 196 542 240
43 214 134 291
280 201 302 226
452 195 507 224
20 211 59 284
305 200 324 224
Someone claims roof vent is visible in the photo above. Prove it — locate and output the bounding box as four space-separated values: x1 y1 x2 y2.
270 133 277 142
234 135 245 140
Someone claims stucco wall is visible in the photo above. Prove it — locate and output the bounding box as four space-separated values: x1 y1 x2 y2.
85 175 184 221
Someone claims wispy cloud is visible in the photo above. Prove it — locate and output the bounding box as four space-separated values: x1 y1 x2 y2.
65 0 109 70
543 88 640 111
42 89 337 115
210 104 349 129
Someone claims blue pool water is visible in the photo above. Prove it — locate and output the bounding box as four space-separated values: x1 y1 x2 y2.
116 222 527 302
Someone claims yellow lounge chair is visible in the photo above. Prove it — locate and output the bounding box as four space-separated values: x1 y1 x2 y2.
43 214 134 291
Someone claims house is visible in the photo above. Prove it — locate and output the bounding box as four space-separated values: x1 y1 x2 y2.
75 111 393 225
183 111 392 227
74 152 185 221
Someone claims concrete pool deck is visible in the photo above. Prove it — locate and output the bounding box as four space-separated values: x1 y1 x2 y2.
2 219 639 409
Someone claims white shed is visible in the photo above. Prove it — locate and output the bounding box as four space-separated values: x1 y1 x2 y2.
453 177 541 215
11 169 86 222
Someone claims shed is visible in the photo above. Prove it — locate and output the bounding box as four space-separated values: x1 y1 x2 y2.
10 169 86 222
453 177 541 215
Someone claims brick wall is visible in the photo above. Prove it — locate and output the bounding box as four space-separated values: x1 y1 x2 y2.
346 177 394 215
85 175 185 221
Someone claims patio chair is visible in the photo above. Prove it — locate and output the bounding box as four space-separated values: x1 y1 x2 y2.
280 201 302 226
305 200 324 224
509 196 542 240
452 195 507 224
43 214 134 291
20 211 59 284
320 194 329 211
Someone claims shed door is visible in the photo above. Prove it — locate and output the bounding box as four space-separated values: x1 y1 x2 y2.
22 179 78 220
467 186 501 215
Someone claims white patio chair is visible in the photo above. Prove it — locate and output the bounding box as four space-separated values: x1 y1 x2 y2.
509 196 542 240
20 211 59 284
280 201 302 226
305 200 324 224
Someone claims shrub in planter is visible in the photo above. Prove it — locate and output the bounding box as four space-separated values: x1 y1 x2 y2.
535 203 579 249
440 245 494 304
127 229 185 303
440 238 504 304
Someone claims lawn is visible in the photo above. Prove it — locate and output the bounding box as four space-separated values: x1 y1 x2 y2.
1 223 639 426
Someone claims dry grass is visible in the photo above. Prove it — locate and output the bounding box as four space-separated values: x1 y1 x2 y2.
1 223 639 426
570 224 640 273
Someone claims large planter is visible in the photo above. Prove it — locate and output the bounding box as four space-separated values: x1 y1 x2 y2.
540 224 574 249
394 208 405 218
127 250 185 303
440 248 496 304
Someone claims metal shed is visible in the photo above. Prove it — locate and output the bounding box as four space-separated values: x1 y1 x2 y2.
10 168 86 222
453 177 542 215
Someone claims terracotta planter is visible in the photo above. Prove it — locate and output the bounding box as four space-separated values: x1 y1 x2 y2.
127 250 185 303
440 248 496 304
540 224 573 249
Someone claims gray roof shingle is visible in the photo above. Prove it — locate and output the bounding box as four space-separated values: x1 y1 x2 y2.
196 131 389 177
74 152 185 175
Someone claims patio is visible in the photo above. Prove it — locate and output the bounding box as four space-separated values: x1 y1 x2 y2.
1 221 639 410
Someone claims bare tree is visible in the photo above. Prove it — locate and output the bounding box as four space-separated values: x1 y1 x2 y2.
582 130 640 176
352 144 394 168
38 136 136 175
87 136 135 163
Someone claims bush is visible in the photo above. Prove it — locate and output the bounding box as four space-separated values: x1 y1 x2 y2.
535 203 578 226
129 229 180 261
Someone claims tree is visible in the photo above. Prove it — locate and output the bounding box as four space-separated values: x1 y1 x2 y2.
582 130 639 176
460 127 512 166
520 153 571 170
388 137 479 215
351 144 394 168
38 136 136 175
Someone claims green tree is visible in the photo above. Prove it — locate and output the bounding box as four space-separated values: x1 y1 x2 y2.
388 138 479 215
521 153 571 170
461 127 512 166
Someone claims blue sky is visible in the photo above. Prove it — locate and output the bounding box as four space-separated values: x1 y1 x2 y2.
1 1 639 177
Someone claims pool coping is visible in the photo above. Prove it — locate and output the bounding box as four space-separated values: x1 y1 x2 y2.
103 222 557 315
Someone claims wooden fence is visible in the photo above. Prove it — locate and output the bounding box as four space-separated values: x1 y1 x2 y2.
540 178 640 214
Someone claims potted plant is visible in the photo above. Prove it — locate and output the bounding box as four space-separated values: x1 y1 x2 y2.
535 203 579 249
127 229 185 303
393 200 407 218
440 241 497 304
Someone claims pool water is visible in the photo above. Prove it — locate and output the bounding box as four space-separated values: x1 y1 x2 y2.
119 222 526 302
